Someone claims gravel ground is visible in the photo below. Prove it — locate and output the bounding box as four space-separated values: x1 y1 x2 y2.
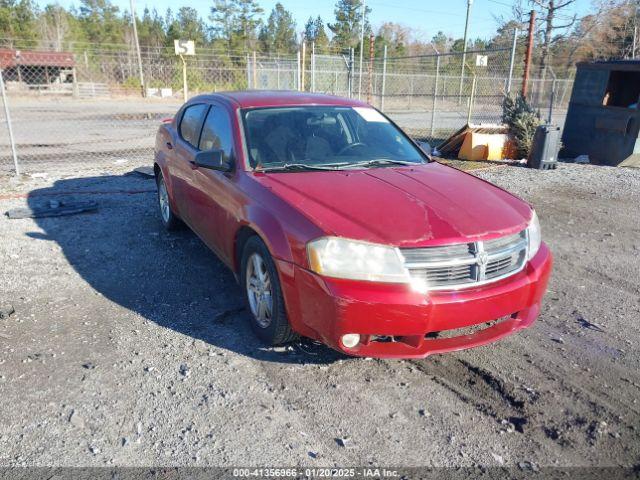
0 162 639 472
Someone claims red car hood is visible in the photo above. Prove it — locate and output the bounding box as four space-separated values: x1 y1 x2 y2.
254 162 532 247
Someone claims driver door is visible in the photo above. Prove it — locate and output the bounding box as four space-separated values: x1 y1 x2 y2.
187 104 237 263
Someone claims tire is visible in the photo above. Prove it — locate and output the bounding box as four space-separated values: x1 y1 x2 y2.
240 236 297 345
156 172 181 231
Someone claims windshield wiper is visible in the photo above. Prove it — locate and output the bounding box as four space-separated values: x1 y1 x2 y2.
344 159 422 169
257 163 344 172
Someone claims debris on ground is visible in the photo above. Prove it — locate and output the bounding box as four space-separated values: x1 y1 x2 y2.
574 155 590 164
6 200 98 219
0 305 15 319
179 363 191 377
438 123 518 162
68 409 85 428
335 437 353 448
575 313 605 332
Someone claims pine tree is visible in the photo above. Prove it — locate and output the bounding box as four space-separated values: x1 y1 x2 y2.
328 0 370 53
304 15 329 53
210 0 263 52
138 8 166 48
167 7 207 46
78 0 125 46
259 3 296 53
0 0 40 47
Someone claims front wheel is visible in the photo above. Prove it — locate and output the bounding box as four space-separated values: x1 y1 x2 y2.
156 172 181 231
240 236 297 345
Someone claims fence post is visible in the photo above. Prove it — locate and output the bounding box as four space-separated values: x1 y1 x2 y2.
409 76 414 109
380 45 387 112
345 48 354 98
301 41 307 91
311 42 316 92
252 51 257 90
72 66 79 97
467 72 477 125
0 69 19 176
547 67 557 124
246 54 251 88
507 28 518 94
296 50 301 91
430 55 440 137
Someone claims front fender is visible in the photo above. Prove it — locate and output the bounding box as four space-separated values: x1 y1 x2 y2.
240 204 295 264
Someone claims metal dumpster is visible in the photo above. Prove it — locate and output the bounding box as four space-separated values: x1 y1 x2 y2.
561 60 640 166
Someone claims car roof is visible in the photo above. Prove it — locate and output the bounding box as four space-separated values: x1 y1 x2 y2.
190 90 370 109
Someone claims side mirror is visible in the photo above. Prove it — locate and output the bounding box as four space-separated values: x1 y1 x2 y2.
193 149 232 172
416 140 432 155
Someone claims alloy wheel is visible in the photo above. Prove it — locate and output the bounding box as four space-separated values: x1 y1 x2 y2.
245 253 273 328
158 177 170 223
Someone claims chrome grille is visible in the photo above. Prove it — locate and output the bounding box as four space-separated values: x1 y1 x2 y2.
401 230 528 290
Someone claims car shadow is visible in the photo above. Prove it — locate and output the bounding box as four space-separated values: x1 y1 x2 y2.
26 173 343 365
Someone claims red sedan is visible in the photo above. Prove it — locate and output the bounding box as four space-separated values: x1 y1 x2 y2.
153 91 552 359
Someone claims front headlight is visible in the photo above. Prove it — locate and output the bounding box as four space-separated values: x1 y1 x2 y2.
307 237 410 283
527 210 542 260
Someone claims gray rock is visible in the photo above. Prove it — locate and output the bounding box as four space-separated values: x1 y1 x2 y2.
335 437 353 448
68 409 85 428
0 305 15 320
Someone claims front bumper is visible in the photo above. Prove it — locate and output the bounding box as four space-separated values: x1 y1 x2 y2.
278 243 553 359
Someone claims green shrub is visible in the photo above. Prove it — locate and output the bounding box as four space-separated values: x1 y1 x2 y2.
502 94 542 159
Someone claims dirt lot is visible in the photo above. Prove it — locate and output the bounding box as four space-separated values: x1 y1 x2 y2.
0 163 639 473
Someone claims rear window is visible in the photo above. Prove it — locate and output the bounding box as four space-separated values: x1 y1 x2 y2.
179 104 208 147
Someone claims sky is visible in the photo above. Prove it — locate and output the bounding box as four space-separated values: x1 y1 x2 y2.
38 0 595 41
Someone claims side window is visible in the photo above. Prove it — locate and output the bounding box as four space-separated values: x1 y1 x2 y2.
179 104 208 147
602 71 640 108
199 107 234 160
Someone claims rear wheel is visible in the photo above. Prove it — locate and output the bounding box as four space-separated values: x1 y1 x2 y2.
240 236 297 345
156 172 181 231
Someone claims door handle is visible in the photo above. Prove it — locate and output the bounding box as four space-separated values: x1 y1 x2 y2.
166 142 173 150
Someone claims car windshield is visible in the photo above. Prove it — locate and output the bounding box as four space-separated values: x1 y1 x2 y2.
241 106 427 170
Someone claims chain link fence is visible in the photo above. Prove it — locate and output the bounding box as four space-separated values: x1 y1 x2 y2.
0 42 574 175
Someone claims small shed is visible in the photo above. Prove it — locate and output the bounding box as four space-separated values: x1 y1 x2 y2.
0 48 75 85
561 60 640 166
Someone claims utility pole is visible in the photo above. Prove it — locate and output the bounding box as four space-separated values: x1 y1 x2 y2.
367 33 374 104
458 0 473 103
507 28 518 94
522 10 535 98
129 0 145 97
358 0 366 99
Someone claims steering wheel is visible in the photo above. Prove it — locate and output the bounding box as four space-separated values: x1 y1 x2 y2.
337 142 366 156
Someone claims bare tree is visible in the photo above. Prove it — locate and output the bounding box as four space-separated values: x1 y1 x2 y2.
39 5 71 51
530 0 578 78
